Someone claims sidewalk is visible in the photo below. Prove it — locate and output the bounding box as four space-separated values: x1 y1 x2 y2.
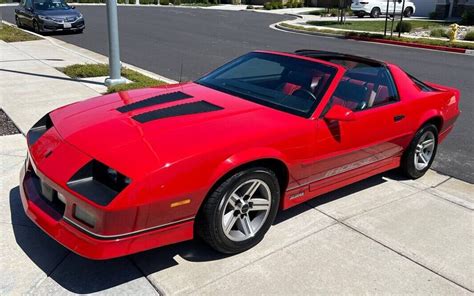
1 36 473 295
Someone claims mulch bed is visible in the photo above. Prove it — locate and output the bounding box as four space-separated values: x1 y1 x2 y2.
0 109 21 136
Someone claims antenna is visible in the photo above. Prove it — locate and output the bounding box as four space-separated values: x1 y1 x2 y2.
179 60 184 83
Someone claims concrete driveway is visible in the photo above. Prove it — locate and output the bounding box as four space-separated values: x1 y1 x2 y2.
0 35 473 295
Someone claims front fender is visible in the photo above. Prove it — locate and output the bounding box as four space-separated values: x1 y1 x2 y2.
207 147 291 190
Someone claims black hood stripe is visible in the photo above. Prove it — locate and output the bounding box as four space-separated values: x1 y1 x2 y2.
132 101 223 123
117 91 192 113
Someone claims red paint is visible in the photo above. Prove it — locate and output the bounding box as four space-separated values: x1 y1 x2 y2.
20 51 460 259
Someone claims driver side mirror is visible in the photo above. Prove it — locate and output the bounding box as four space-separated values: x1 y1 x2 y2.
324 105 355 122
70 5 76 9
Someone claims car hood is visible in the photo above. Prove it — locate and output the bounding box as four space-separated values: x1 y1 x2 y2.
50 83 295 177
35 9 80 18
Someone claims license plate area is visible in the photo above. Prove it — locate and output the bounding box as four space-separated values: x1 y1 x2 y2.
63 22 72 29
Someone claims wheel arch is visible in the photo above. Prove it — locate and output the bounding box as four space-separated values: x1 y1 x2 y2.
198 150 291 216
418 111 444 133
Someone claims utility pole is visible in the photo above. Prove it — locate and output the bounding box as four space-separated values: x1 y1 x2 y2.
390 0 397 38
398 0 405 37
105 0 126 87
384 0 390 36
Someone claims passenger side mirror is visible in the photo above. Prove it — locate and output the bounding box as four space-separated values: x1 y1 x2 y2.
324 105 355 122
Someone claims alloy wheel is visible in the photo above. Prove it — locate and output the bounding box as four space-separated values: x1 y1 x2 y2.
221 179 272 242
414 131 435 170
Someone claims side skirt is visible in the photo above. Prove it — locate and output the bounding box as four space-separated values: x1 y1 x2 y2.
282 157 400 209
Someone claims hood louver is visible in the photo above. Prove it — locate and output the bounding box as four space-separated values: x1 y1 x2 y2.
132 101 224 123
117 91 192 113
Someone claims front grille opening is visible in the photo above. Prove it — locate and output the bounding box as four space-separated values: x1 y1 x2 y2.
30 171 66 218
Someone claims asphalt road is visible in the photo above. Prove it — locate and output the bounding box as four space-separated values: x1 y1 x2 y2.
2 6 473 183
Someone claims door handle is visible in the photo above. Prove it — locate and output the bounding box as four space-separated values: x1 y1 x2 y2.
394 114 405 122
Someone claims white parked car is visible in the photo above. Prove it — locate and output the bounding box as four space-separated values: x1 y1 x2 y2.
350 0 416 18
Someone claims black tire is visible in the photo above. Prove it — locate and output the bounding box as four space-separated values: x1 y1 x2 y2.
76 29 84 34
403 7 413 17
401 124 438 179
370 7 381 18
357 13 365 18
197 167 280 254
15 16 22 28
33 21 41 34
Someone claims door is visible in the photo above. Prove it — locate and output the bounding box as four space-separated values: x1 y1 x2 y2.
307 63 409 188
23 0 35 27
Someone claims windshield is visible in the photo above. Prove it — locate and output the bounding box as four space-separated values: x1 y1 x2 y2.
196 52 337 117
34 0 70 10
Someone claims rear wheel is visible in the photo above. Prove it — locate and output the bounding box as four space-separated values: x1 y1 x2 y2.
403 7 413 17
357 13 365 18
197 167 280 254
370 7 381 18
401 124 438 179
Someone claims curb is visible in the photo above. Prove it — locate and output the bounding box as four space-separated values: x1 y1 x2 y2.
275 23 474 55
347 36 471 54
274 23 343 38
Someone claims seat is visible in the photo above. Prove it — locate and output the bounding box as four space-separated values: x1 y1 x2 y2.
331 80 370 111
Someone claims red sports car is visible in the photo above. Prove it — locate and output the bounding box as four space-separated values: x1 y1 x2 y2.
20 50 460 259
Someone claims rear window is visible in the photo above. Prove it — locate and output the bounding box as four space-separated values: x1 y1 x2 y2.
407 73 438 92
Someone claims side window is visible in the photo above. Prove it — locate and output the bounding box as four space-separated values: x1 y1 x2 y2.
329 65 398 112
20 0 26 7
25 0 33 9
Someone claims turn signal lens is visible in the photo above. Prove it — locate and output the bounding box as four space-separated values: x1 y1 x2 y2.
74 205 96 228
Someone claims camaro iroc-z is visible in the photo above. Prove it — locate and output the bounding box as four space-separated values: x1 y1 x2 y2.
20 50 460 259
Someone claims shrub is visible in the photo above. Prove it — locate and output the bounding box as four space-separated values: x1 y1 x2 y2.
286 1 293 8
271 1 278 9
160 0 169 4
277 1 283 8
395 21 412 33
263 2 272 9
246 5 253 9
430 28 448 38
461 9 474 25
308 10 322 15
428 11 440 20
464 30 474 41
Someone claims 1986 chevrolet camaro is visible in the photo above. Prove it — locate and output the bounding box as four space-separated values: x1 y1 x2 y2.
20 50 460 259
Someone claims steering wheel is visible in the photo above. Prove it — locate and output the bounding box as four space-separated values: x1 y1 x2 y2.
292 88 318 102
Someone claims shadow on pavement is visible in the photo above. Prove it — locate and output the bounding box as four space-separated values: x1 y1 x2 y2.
0 69 105 85
9 171 393 293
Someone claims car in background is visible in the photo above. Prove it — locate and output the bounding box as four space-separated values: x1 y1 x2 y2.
351 0 416 18
20 50 459 259
15 0 85 34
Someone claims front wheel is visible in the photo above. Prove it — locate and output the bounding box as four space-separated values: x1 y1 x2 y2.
33 21 41 34
197 167 280 254
15 16 23 28
370 7 381 18
401 124 438 179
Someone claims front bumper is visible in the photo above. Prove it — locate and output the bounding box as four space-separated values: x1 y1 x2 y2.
38 18 85 32
19 160 194 260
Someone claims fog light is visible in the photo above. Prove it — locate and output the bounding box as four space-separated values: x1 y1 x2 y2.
74 205 96 228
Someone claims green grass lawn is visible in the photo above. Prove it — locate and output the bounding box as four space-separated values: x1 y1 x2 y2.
59 64 167 93
0 23 41 42
306 20 452 32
